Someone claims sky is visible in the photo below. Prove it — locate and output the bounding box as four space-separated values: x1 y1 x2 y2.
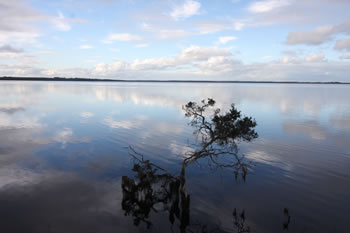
1 0 350 81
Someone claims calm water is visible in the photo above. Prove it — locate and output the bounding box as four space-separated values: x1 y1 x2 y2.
0 81 349 233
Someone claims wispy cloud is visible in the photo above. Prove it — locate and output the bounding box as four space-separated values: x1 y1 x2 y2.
305 53 326 62
286 25 334 45
285 19 350 46
170 0 201 20
157 29 190 40
279 56 301 64
218 36 237 44
196 21 245 34
91 45 233 76
248 0 291 13
102 33 142 44
52 11 71 31
0 0 42 43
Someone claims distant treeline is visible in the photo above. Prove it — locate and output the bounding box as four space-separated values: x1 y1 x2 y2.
0 76 117 82
1 76 349 84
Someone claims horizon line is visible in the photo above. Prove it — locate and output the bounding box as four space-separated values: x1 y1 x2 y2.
1 76 350 84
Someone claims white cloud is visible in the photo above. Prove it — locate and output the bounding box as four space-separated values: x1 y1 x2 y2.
334 39 350 52
305 53 325 62
179 45 231 61
286 25 333 45
0 52 38 64
157 29 190 40
0 0 42 43
198 56 240 75
0 64 44 76
247 1 350 26
102 33 142 43
3 59 350 82
0 1 42 31
92 61 128 76
0 32 40 44
170 0 201 20
280 56 301 64
196 21 245 34
91 45 232 76
141 20 243 40
52 11 71 31
286 20 350 46
129 58 176 71
234 22 245 31
196 22 227 34
218 36 237 44
141 21 192 40
248 0 291 13
80 45 93 49
142 20 242 41
141 22 152 30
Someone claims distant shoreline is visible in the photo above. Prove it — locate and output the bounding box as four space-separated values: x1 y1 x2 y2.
1 77 350 84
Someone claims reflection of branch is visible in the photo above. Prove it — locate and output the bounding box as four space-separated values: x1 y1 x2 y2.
123 148 190 232
233 208 251 233
283 208 291 231
129 146 170 174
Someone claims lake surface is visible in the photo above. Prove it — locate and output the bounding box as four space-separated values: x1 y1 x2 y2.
0 81 349 233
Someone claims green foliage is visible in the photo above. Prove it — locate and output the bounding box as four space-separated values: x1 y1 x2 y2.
183 98 258 147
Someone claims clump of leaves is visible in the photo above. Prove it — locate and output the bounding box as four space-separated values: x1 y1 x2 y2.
182 98 258 180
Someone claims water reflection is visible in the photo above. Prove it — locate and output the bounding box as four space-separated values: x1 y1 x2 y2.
122 99 258 232
0 175 126 233
0 82 349 233
232 208 251 233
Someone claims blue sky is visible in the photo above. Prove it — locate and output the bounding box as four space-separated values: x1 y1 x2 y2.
1 0 350 81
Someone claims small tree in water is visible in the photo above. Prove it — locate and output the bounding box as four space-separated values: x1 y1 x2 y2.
122 98 258 233
182 98 258 180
